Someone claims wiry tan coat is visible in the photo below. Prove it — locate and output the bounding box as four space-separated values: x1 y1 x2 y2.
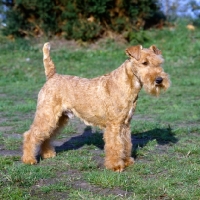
22 43 170 172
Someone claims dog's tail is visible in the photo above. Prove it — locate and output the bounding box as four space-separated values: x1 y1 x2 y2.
43 42 56 80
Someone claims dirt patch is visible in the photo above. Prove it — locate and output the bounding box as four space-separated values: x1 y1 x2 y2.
72 179 132 198
31 169 133 198
0 93 6 98
132 114 154 122
0 114 8 124
0 148 21 157
35 35 127 53
0 126 13 132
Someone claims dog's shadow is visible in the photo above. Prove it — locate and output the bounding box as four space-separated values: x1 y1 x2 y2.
55 126 178 158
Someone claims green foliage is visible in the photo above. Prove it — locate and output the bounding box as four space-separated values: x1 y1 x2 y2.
2 0 161 41
3 0 58 37
63 18 102 41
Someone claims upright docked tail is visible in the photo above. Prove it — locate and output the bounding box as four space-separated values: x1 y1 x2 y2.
43 42 56 80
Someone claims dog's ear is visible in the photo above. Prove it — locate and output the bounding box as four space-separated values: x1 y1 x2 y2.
150 45 162 55
125 45 142 60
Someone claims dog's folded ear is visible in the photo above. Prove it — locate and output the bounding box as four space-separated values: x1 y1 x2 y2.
150 45 162 55
125 45 142 60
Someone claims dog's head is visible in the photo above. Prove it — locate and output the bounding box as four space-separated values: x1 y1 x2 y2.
126 45 170 96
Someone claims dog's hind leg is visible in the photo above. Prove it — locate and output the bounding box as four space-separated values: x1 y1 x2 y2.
22 129 39 164
40 138 56 160
22 105 64 164
40 114 69 159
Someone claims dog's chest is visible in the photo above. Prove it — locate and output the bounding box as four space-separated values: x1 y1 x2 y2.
124 95 138 124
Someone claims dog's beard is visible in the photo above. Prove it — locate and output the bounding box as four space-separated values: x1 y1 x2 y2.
143 78 170 96
141 71 170 96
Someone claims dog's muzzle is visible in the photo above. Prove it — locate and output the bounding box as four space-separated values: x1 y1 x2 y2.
155 77 163 84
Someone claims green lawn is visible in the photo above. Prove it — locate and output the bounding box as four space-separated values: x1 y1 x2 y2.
0 21 200 199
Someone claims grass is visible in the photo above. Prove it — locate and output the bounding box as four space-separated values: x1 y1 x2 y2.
0 20 200 199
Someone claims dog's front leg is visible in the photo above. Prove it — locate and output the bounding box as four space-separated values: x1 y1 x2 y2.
104 124 125 172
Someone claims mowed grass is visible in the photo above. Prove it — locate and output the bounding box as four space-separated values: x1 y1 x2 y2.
0 21 200 199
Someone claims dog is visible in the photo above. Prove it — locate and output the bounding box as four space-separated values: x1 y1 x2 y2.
22 43 170 172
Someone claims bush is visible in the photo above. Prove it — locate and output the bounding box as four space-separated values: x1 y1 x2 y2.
1 0 163 41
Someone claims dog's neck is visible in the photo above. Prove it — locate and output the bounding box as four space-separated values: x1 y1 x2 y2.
131 67 143 88
124 60 143 89
106 60 142 99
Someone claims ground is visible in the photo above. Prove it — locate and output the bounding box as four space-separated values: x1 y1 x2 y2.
0 115 177 199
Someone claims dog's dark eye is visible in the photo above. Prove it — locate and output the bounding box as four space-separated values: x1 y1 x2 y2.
142 61 148 65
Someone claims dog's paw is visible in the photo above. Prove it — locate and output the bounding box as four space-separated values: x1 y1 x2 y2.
105 159 125 172
41 150 56 159
124 157 134 167
21 156 37 165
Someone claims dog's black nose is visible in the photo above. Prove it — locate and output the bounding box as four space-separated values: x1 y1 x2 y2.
155 77 163 84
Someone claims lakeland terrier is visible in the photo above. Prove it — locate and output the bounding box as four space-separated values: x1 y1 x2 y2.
22 43 170 172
